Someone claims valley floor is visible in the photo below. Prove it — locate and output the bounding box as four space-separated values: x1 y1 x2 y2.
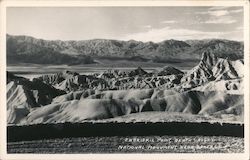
7 59 197 76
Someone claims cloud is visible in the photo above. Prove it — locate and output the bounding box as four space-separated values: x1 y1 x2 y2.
196 8 243 17
198 10 229 17
208 6 232 11
208 6 243 13
210 10 229 16
161 20 177 24
204 16 237 24
236 26 243 30
121 26 229 42
141 25 152 29
197 7 241 24
230 9 243 13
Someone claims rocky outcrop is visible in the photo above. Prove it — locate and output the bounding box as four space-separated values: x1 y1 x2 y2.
35 70 79 85
33 51 243 93
127 67 148 77
36 67 183 92
181 51 244 90
6 49 244 125
155 66 184 76
7 73 66 124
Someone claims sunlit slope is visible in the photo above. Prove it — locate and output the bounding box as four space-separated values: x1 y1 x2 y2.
12 89 242 124
6 51 244 125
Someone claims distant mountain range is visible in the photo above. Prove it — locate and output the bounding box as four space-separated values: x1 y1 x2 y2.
7 34 243 65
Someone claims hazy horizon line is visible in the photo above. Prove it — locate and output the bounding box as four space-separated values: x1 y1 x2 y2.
6 33 243 43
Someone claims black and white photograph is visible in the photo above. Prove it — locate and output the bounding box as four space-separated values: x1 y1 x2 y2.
0 0 249 159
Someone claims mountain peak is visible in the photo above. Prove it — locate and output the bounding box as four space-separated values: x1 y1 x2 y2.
201 51 218 67
62 70 79 76
157 66 184 76
128 67 148 77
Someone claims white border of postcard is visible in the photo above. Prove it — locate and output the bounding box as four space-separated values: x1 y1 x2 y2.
0 0 249 160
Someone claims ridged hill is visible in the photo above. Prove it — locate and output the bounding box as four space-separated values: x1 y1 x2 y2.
155 66 184 76
19 89 243 124
35 66 184 92
7 73 66 124
6 47 244 124
181 51 244 89
6 59 244 124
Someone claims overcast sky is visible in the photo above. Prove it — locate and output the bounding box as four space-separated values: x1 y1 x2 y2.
7 6 243 42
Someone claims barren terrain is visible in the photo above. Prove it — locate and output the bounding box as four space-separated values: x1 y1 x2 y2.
8 136 244 153
6 43 245 153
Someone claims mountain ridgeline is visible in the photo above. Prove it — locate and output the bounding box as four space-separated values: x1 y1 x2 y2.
7 34 243 65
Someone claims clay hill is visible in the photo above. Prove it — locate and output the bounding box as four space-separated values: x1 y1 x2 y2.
6 52 244 125
7 34 243 65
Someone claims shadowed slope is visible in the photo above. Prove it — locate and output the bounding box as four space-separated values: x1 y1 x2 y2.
6 51 244 125
7 73 65 124
17 89 243 124
181 51 244 89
